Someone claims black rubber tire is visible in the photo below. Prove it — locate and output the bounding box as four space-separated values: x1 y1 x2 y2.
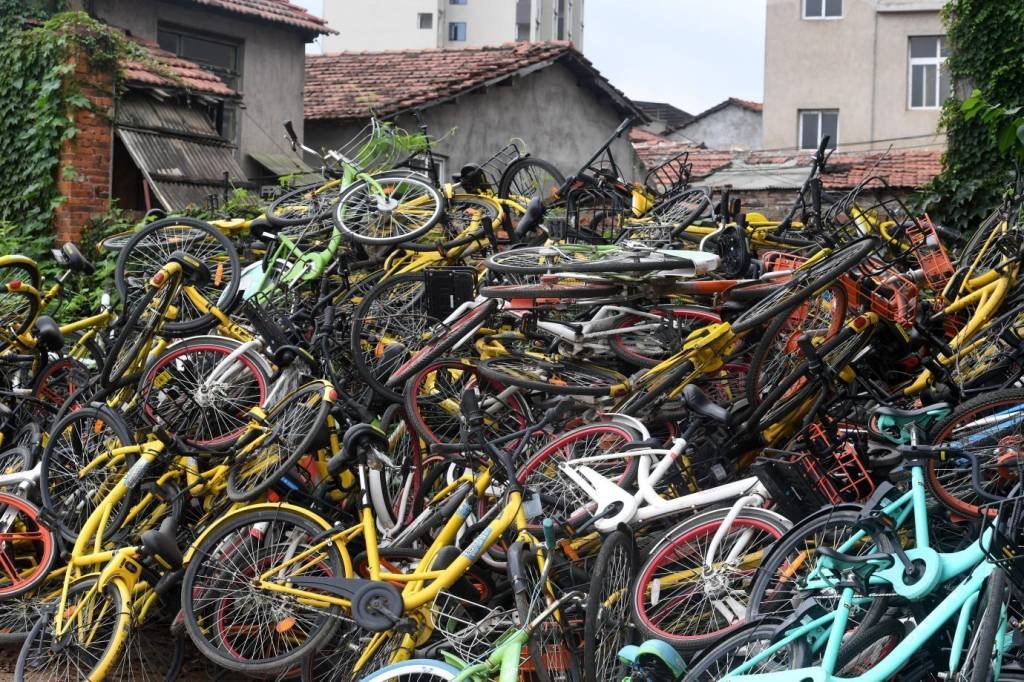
926 388 1024 518
681 617 808 681
584 529 635 682
114 217 241 336
746 507 892 628
334 170 445 245
508 542 581 682
479 282 620 300
967 568 1006 682
607 306 719 369
39 405 136 544
477 356 625 397
833 618 906 675
266 180 338 227
100 281 167 387
486 245 708 276
498 157 565 202
180 507 345 675
745 283 848 406
226 382 333 502
730 237 877 334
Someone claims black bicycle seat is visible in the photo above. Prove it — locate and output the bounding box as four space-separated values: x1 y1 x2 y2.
872 403 949 420
683 384 730 425
59 243 95 275
33 315 63 352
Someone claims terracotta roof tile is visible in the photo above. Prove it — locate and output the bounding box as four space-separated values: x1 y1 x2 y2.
305 42 639 121
674 97 764 131
185 0 334 34
728 97 763 113
631 133 735 179
122 38 238 98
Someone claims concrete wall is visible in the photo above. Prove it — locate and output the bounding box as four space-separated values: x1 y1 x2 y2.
670 106 763 150
763 0 945 151
91 0 308 178
321 0 584 51
306 62 638 182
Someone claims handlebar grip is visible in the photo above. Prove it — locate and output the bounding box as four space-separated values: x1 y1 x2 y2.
542 518 556 553
816 136 830 160
283 121 298 145
460 388 482 423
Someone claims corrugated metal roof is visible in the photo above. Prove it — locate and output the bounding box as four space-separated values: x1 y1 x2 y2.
116 98 222 140
117 128 249 209
701 160 809 191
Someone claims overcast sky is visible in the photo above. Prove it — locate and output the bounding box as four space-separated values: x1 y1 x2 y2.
292 0 766 115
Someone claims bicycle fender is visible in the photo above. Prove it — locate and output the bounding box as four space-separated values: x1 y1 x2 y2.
181 502 334 565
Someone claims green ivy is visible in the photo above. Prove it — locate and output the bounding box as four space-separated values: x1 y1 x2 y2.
919 0 1024 228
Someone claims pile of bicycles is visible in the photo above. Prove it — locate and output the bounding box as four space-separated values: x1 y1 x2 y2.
2 117 1024 682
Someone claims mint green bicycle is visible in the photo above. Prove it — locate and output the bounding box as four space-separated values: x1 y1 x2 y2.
683 402 1023 681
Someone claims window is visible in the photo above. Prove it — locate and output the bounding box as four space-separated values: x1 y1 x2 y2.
516 22 530 40
450 0 467 4
157 26 241 145
909 36 950 109
803 0 842 19
448 22 466 41
556 0 565 39
516 0 531 40
418 13 432 29
799 110 838 149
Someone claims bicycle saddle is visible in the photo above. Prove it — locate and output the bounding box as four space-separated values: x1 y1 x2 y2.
57 242 95 275
682 384 730 425
32 315 63 352
141 517 183 570
249 218 281 243
872 403 949 420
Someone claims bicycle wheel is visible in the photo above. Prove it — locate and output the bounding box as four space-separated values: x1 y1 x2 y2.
630 507 790 651
730 237 876 334
608 306 720 368
517 422 643 528
138 336 272 447
100 281 168 387
357 659 460 682
367 407 422 531
16 577 130 682
583 529 635 682
486 244 703 275
681 617 808 681
499 157 565 204
267 180 339 227
114 217 241 335
926 388 1024 517
0 568 63 645
962 569 1008 682
350 272 433 403
0 283 39 354
30 357 90 411
226 381 332 502
746 283 847 406
508 542 581 682
39 405 135 544
403 359 530 446
334 171 444 245
0 493 57 599
181 507 345 675
386 299 498 390
478 281 620 301
106 606 186 682
746 507 893 627
478 356 625 397
833 618 906 675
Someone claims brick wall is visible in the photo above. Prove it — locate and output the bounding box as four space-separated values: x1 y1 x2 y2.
53 49 114 243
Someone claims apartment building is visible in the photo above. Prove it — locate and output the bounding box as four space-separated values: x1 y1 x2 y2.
763 0 947 151
320 0 583 51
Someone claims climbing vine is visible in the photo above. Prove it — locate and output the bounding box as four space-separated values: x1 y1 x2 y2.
919 0 1024 228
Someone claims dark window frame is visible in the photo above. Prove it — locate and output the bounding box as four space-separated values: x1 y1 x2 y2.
799 110 839 150
448 21 467 41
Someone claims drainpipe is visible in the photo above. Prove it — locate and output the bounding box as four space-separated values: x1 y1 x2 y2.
869 8 879 150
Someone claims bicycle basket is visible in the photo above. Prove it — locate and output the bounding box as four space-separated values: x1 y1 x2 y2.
905 214 954 291
825 176 922 252
644 150 691 196
333 118 428 175
429 590 517 664
980 492 1024 592
761 251 808 274
564 186 631 244
862 266 918 328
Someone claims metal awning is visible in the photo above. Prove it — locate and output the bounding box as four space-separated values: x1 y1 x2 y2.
116 127 250 210
249 152 322 186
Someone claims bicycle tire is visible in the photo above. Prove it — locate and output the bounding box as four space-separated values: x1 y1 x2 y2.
16 576 129 682
0 493 57 599
630 507 790 651
138 335 272 447
386 298 499 389
745 283 848 406
0 569 63 645
100 281 167 387
833 618 906 675
498 157 565 203
486 244 705 275
358 659 460 682
966 568 1007 682
226 381 333 502
583 528 635 682
0 281 39 355
478 356 626 397
479 282 620 301
266 180 338 227
366 406 421 531
926 388 1024 518
730 237 876 334
746 506 893 627
508 542 582 682
681 617 808 681
181 506 345 675
334 170 444 245
114 217 241 336
39 405 136 545
607 306 720 368
30 356 90 410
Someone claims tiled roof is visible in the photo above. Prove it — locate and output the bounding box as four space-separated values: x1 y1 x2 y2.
635 101 694 130
632 131 942 190
183 0 334 35
305 42 642 121
122 38 238 98
676 97 764 130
